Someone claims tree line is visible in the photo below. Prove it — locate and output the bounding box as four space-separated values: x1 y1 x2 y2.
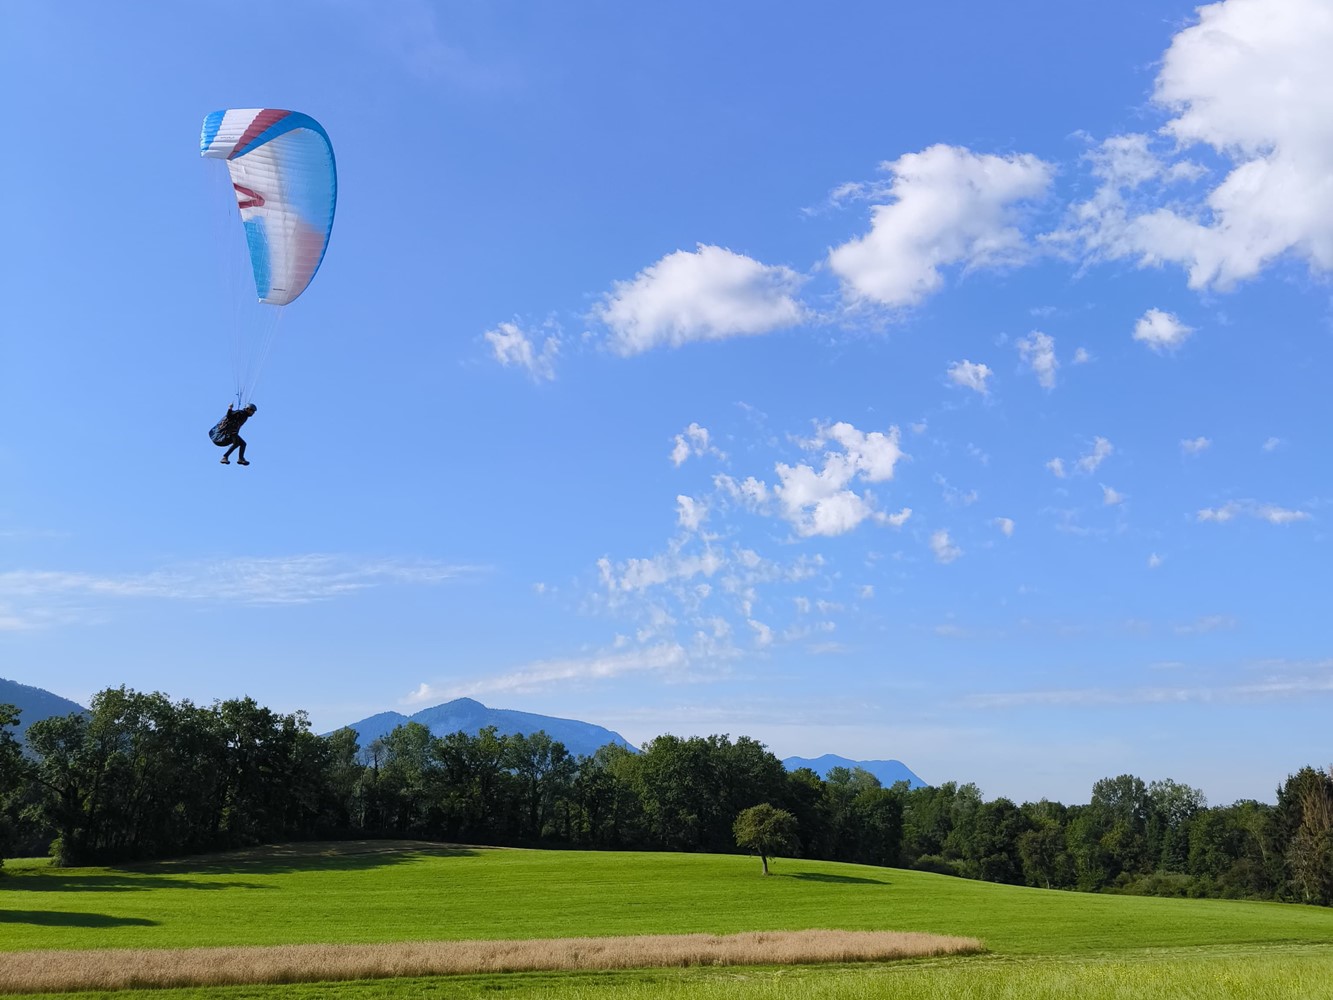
1 687 1330 905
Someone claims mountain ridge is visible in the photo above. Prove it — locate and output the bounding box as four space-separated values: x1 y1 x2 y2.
333 697 637 759
2 680 928 786
783 753 926 788
0 677 89 743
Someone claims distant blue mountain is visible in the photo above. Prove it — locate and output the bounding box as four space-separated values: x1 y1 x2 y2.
784 753 926 789
0 677 88 744
335 697 636 759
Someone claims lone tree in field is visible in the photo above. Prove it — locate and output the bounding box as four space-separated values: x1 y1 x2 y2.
734 803 798 875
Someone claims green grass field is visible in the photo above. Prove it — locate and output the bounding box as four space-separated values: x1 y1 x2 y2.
4 841 1333 998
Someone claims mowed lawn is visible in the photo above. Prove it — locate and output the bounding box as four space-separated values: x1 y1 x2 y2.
3 841 1333 998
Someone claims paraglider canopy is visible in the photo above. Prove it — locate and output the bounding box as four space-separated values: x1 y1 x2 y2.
200 108 337 307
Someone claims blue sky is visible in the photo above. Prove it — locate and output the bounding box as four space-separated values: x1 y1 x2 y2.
3 0 1331 805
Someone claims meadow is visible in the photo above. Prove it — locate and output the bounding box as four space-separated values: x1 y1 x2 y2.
3 841 1333 998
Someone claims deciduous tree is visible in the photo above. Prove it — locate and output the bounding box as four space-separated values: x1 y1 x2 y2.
734 803 798 875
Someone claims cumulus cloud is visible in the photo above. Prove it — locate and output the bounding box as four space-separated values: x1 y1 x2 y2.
596 244 806 354
1102 485 1127 505
1181 436 1211 455
1046 457 1067 478
772 423 907 537
993 517 1015 536
1133 308 1194 353
1148 552 1163 568
484 321 560 381
947 359 993 395
827 144 1053 308
1017 331 1059 388
930 529 963 564
1068 0 1333 290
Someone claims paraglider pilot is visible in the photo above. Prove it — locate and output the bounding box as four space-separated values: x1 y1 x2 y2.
210 403 257 465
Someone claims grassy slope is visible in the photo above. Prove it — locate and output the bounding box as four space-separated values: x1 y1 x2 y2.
3 841 1332 959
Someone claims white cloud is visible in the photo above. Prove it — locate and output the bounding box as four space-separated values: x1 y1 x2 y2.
1046 457 1067 478
772 422 907 537
993 517 1015 536
935 475 978 508
407 642 689 701
671 423 724 466
1072 347 1092 364
1077 437 1114 475
1017 331 1059 388
676 495 706 532
600 549 725 593
1133 309 1194 353
947 359 993 395
1262 436 1283 452
0 556 474 628
1148 552 1163 568
1068 0 1333 290
484 321 560 381
714 473 770 507
1102 485 1127 505
1197 500 1311 524
963 664 1333 710
828 144 1053 308
1181 436 1211 455
748 618 774 647
597 244 806 355
1175 614 1237 635
930 529 962 564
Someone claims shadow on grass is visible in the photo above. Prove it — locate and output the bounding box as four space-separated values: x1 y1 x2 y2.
781 871 890 886
0 909 159 928
118 839 482 877
5 873 272 892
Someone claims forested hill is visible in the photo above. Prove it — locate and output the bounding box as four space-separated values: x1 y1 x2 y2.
0 677 87 743
336 697 636 758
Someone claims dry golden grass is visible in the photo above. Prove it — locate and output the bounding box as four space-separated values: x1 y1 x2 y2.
0 930 984 992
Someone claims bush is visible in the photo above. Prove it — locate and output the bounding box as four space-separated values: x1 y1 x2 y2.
912 854 966 878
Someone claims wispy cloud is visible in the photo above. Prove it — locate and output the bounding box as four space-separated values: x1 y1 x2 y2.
1077 437 1114 475
1173 614 1236 635
670 423 725 466
1017 331 1058 389
406 642 689 702
0 555 477 629
930 529 962 564
964 661 1333 710
1196 500 1311 524
485 321 560 381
